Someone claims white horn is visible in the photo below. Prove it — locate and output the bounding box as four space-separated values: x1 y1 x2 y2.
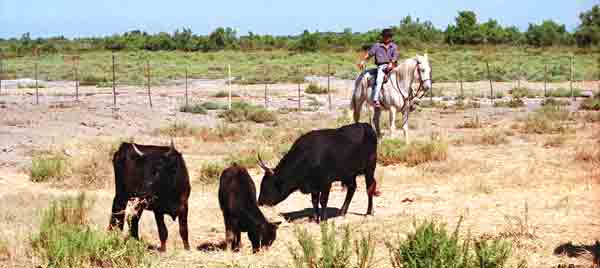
131 143 144 156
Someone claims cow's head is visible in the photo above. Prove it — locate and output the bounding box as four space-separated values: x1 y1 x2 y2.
255 221 281 252
257 154 285 207
131 142 180 204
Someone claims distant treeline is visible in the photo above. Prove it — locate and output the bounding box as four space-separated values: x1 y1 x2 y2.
1 6 598 56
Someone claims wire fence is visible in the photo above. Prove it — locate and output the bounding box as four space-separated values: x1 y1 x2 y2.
0 52 599 111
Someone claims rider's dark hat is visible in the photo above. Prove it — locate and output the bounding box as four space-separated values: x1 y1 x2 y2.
381 28 393 38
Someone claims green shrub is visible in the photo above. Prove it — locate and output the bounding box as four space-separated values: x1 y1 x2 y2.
79 75 107 86
386 218 514 268
196 162 226 184
304 83 330 94
200 101 227 110
213 90 240 98
378 138 448 167
386 219 470 268
219 101 277 123
30 156 65 182
493 98 524 108
31 193 150 268
179 104 207 114
510 87 536 98
547 88 583 98
289 222 376 268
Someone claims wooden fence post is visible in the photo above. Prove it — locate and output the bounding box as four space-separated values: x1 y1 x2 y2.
264 65 268 108
112 52 116 108
74 57 79 102
570 55 574 100
327 63 332 110
146 61 152 108
486 61 493 101
544 64 548 98
35 61 39 105
184 67 189 107
459 61 464 99
228 64 232 110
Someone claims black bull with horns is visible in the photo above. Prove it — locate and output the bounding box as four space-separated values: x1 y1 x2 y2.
108 141 191 252
257 123 381 222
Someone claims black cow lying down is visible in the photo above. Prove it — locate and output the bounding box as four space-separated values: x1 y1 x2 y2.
257 122 380 222
219 164 281 253
108 142 191 252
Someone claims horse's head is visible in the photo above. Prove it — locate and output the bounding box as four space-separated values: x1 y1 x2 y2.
414 54 432 97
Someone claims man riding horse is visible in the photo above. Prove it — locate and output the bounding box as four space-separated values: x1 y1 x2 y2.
358 28 397 108
352 29 433 143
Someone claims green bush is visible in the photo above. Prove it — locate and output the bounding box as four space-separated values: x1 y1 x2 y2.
305 83 330 94
218 101 277 123
212 90 240 98
200 101 227 110
289 222 376 268
179 104 207 114
547 88 583 98
31 193 150 268
30 156 65 182
378 137 448 167
386 218 515 268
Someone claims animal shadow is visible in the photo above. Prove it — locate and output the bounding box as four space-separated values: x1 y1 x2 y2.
280 207 342 222
196 240 227 252
553 241 600 267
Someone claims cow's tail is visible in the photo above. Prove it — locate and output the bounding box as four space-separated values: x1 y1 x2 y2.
367 180 381 197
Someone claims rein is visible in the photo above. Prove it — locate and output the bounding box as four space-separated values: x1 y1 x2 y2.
390 58 430 102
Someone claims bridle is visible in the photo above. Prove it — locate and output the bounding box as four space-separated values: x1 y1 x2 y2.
412 58 432 99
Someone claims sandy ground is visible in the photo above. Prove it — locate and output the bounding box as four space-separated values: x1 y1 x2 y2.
0 80 598 268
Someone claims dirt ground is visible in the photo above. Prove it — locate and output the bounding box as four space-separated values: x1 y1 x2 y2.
0 80 598 268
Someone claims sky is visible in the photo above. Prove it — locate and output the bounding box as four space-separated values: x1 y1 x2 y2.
0 0 597 39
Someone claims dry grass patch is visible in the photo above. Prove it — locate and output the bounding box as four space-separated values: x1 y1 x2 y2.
575 145 600 164
30 155 66 183
493 98 525 108
196 124 247 142
219 101 277 123
519 106 574 134
457 115 482 129
196 161 227 185
156 121 199 137
474 130 509 146
543 134 569 148
378 137 448 167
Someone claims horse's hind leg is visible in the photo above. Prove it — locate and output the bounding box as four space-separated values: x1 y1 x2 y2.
373 107 382 137
352 98 364 123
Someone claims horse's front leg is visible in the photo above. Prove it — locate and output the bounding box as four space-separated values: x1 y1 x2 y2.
402 107 410 144
389 106 397 137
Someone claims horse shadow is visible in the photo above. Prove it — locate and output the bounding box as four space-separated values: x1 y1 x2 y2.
280 207 342 222
553 241 600 266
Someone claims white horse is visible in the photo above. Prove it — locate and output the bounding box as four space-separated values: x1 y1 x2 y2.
351 54 432 143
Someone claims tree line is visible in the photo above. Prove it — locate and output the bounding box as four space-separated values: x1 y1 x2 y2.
1 6 598 56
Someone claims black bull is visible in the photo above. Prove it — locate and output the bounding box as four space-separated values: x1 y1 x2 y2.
108 142 191 252
257 123 380 222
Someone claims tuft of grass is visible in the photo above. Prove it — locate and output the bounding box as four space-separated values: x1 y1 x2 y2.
196 124 246 142
510 87 536 98
493 98 524 108
30 156 65 182
457 115 482 129
18 82 46 89
219 101 277 123
157 121 198 137
386 218 515 268
196 162 226 184
179 104 207 114
540 98 570 107
304 83 331 94
79 75 107 86
31 193 151 268
378 137 448 167
224 149 274 168
289 222 375 268
520 106 573 134
476 130 509 146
